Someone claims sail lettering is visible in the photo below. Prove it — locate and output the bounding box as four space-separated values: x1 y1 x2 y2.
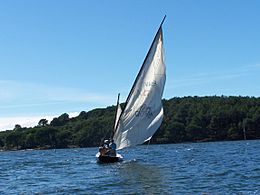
135 104 153 118
144 81 156 87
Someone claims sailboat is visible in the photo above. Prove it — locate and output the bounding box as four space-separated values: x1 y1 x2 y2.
96 16 166 163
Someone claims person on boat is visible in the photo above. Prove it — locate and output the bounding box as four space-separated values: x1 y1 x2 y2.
99 140 110 156
109 139 117 156
104 140 109 148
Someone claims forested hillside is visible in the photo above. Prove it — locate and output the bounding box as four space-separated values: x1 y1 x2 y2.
1 96 260 150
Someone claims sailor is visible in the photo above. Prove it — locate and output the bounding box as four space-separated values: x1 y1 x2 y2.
104 140 109 148
99 140 109 156
109 139 117 156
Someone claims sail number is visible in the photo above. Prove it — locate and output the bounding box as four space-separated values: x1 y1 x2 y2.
144 81 156 87
135 104 153 118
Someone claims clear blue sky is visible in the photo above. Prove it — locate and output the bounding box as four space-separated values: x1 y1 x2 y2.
0 0 260 129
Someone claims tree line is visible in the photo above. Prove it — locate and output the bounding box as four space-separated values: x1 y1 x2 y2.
0 96 260 150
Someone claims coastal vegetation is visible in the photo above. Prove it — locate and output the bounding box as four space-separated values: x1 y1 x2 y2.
1 96 260 150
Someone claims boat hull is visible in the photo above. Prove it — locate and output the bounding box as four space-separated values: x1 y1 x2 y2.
96 152 123 163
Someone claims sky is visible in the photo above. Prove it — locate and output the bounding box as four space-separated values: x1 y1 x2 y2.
0 0 260 130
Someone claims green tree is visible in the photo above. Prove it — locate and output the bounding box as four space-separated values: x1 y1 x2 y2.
56 130 72 148
6 131 22 149
34 127 58 148
227 124 240 140
164 121 185 142
38 119 48 127
25 133 37 149
50 113 69 126
14 124 22 131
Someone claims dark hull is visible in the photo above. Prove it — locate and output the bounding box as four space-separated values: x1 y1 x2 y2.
98 155 121 163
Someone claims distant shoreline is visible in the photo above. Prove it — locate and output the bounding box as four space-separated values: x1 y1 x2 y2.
1 138 259 152
1 96 260 151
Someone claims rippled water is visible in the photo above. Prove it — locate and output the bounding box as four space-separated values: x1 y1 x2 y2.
0 140 260 194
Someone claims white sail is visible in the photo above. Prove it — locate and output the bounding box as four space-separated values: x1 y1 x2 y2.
113 26 166 150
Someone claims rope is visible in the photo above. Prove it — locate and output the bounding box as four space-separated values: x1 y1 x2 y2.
145 139 152 155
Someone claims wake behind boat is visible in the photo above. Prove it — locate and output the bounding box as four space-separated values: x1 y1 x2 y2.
96 16 166 163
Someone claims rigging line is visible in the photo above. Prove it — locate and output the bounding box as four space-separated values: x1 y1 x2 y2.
145 139 152 155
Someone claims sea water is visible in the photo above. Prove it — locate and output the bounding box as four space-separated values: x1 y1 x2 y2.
0 140 259 194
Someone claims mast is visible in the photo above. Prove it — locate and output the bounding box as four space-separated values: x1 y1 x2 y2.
114 15 166 133
111 93 120 138
114 93 120 131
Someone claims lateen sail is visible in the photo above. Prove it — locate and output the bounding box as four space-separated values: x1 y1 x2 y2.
113 24 166 150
